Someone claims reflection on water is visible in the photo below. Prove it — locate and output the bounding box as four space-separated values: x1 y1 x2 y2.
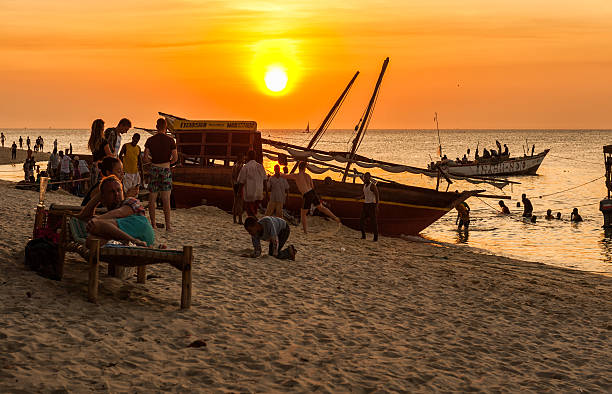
1 128 611 274
598 229 612 266
456 230 469 244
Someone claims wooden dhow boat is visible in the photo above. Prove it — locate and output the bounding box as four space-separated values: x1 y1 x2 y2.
159 58 511 236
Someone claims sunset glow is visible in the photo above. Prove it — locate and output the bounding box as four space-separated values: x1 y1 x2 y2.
1 1 611 129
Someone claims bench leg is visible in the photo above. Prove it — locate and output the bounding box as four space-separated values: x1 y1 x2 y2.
137 266 146 284
180 246 193 309
88 240 100 303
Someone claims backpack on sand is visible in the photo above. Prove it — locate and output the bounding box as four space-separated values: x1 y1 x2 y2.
24 238 60 281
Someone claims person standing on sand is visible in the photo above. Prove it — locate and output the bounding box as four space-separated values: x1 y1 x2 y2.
26 136 30 150
232 153 245 224
53 139 57 151
237 150 266 217
1 132 5 147
522 193 533 218
119 133 142 192
19 136 23 149
88 119 112 186
242 216 296 260
59 150 73 189
23 150 35 181
266 164 290 218
144 118 178 232
105 118 132 155
283 161 340 234
11 142 17 160
358 172 379 241
47 148 60 180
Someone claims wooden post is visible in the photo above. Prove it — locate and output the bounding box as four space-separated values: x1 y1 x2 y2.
88 239 100 303
137 266 147 284
180 246 193 309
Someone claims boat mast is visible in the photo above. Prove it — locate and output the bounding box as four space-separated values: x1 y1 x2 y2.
341 57 389 182
290 71 360 173
434 112 442 159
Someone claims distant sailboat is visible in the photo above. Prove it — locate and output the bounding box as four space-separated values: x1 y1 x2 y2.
303 122 310 133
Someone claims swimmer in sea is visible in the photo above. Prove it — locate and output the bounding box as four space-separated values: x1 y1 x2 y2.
570 208 583 222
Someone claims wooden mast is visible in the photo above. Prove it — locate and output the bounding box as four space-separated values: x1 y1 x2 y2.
290 71 359 173
342 57 389 182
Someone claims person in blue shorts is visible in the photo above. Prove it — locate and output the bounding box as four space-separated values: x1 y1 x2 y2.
83 175 155 247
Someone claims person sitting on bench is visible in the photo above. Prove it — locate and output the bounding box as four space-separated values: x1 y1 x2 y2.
82 175 154 248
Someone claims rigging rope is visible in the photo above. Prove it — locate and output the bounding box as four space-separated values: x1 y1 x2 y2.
548 154 601 166
535 176 604 198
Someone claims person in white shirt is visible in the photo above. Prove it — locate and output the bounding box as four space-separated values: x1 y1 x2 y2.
59 150 73 178
237 150 267 217
358 172 380 241
47 148 60 179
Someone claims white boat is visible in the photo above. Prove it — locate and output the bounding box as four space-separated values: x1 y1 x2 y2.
431 149 549 177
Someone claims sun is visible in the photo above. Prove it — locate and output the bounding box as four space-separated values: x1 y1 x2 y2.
264 66 288 92
251 39 300 96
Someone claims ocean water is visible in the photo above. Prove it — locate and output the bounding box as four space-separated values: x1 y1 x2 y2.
1 128 611 274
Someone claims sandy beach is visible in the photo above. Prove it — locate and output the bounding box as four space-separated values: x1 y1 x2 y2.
0 146 50 166
0 180 610 392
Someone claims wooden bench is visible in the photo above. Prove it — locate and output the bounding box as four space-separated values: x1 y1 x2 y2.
43 204 193 309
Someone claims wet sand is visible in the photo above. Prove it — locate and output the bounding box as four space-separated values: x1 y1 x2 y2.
0 180 610 392
0 146 50 165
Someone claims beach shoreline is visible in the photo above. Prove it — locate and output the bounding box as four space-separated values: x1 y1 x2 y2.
1 180 610 392
0 146 50 166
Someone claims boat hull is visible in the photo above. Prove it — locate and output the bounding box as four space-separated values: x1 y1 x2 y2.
171 167 470 237
441 149 549 177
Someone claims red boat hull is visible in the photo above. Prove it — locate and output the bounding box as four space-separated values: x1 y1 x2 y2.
171 167 469 237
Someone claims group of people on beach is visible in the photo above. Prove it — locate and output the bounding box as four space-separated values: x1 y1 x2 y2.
74 117 177 249
230 152 381 260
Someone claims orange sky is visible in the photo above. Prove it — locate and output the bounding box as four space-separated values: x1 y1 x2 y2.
1 0 612 129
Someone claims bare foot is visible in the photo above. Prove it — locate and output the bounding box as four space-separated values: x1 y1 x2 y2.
288 245 297 261
133 239 147 247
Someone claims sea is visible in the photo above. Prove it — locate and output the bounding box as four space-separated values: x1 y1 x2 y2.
1 128 610 275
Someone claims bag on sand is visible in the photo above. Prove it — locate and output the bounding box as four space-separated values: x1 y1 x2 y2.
24 238 60 281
